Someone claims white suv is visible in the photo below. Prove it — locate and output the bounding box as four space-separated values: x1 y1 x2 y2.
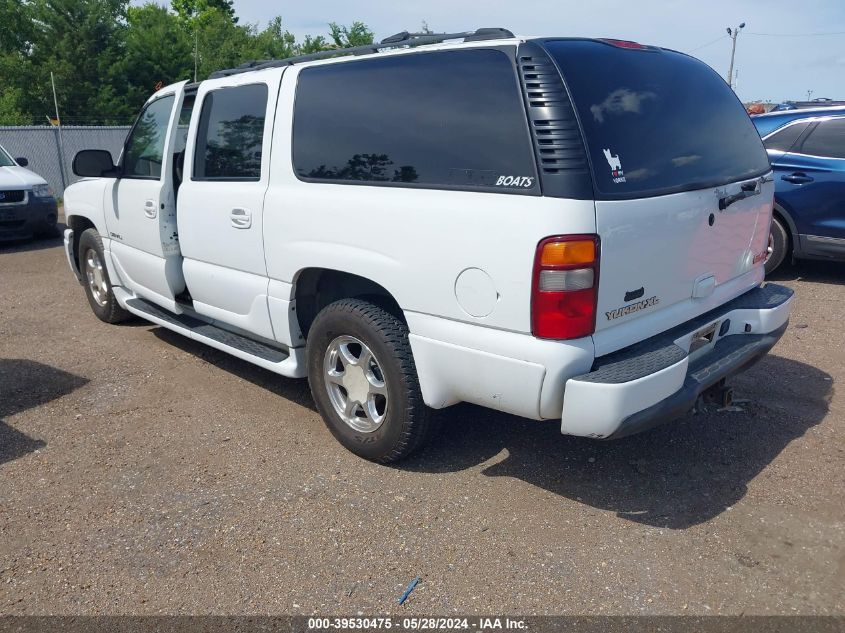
63 30 793 461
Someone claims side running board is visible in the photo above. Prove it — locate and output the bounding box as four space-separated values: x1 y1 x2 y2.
119 293 306 379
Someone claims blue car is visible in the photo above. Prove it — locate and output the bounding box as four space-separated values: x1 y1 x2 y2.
751 108 845 273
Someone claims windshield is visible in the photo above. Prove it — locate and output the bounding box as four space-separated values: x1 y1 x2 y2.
543 40 770 199
0 145 15 167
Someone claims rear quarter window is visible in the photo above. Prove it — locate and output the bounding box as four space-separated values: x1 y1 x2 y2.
799 118 845 159
543 40 770 199
292 48 538 194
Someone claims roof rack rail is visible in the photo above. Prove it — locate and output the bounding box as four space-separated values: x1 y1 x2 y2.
209 27 515 78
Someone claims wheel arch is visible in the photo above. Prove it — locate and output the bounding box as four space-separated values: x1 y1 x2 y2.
66 215 97 275
772 199 799 258
293 267 405 339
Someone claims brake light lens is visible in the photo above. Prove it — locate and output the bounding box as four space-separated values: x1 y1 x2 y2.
532 235 599 340
599 38 649 50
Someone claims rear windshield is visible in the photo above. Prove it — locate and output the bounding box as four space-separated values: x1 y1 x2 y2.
544 40 770 198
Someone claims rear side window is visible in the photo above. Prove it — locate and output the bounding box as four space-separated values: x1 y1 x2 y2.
544 40 770 198
763 121 810 152
799 118 845 159
292 49 538 193
194 84 268 181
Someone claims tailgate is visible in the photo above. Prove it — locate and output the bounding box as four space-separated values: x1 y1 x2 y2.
540 39 773 354
594 178 773 338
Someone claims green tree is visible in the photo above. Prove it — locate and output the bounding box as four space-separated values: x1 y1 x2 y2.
113 3 193 114
0 0 36 124
193 8 253 79
0 86 30 125
0 3 376 123
328 21 374 47
171 0 236 25
246 16 296 61
25 0 129 124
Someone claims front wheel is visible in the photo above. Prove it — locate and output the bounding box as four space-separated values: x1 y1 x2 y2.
78 228 131 324
306 299 436 463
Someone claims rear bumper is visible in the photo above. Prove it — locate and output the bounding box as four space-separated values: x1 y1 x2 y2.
561 283 793 439
0 197 59 241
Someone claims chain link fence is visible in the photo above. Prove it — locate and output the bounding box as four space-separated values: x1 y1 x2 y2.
0 126 131 198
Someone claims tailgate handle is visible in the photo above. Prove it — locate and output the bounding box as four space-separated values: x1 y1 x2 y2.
719 179 761 210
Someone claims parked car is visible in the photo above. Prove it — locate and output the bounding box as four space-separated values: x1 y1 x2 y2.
771 98 845 112
0 143 60 241
752 106 845 137
62 30 792 461
751 109 845 273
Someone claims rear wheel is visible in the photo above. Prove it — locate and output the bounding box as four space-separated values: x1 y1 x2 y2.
78 228 131 324
764 216 790 276
306 299 436 462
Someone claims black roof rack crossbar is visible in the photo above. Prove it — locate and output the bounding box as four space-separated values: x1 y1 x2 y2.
209 28 515 78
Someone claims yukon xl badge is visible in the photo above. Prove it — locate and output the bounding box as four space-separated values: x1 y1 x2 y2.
602 149 626 184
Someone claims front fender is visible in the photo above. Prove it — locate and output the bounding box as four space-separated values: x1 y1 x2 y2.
63 178 110 237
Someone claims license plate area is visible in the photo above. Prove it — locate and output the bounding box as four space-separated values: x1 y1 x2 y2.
689 321 719 356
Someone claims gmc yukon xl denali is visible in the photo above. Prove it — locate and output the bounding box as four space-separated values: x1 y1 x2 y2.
62 30 793 462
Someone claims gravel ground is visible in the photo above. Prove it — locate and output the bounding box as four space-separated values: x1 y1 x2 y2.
0 228 843 616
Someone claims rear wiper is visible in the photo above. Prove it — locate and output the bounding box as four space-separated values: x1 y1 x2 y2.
719 178 762 210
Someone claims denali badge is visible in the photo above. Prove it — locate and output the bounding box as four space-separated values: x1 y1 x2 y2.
602 149 626 184
495 175 534 188
606 296 660 320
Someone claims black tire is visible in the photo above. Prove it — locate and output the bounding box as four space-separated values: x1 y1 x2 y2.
78 228 131 324
765 216 790 276
306 299 436 463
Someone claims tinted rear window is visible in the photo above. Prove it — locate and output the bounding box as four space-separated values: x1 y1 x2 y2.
194 84 267 181
800 118 845 159
292 49 537 193
544 40 770 198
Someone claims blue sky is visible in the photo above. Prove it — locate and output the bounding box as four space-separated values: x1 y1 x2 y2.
202 0 845 103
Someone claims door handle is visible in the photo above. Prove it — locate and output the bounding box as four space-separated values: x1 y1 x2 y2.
782 172 814 184
143 199 157 219
230 207 252 229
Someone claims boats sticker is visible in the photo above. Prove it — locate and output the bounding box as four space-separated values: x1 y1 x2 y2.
495 175 534 188
602 149 626 184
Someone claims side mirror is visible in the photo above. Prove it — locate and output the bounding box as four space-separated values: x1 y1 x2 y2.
15 157 28 167
73 149 117 178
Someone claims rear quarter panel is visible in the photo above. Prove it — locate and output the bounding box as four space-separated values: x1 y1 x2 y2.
263 64 597 336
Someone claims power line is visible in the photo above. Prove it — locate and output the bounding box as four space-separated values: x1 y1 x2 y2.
746 31 845 37
688 34 728 52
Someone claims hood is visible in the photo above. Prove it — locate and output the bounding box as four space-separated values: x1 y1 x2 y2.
0 165 49 189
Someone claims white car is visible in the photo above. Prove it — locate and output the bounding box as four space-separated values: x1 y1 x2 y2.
62 30 793 461
0 143 59 241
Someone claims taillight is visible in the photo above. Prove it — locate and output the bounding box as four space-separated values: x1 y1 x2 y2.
531 235 599 340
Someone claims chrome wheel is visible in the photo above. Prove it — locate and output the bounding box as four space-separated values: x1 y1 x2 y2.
765 231 774 264
323 335 388 433
84 248 108 307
